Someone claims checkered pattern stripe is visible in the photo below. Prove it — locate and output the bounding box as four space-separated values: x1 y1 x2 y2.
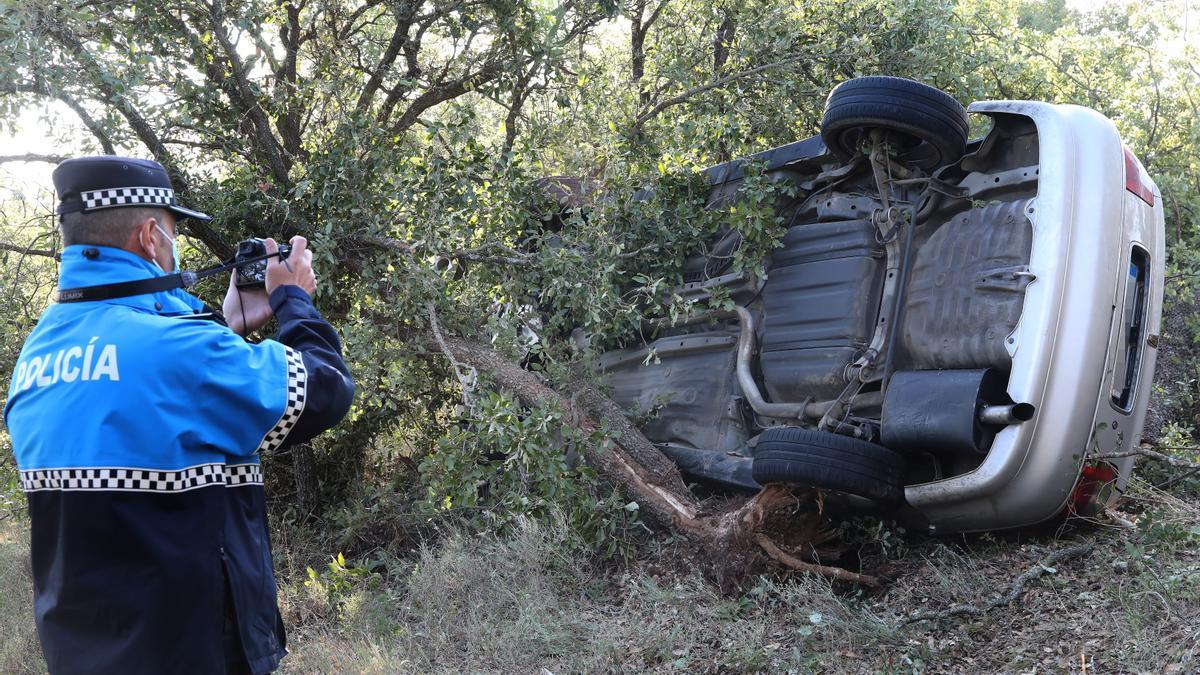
256 346 308 453
225 464 263 487
19 463 264 493
80 186 174 211
20 463 224 493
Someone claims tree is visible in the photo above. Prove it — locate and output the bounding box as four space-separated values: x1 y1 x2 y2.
2 0 1198 581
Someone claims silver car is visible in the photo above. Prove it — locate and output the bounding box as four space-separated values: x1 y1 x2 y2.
599 76 1164 533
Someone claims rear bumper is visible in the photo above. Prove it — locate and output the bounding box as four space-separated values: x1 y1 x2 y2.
904 101 1162 532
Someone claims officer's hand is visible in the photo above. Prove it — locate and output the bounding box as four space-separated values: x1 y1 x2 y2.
264 236 316 296
223 272 272 337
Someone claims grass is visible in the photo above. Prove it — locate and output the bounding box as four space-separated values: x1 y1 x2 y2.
0 517 43 675
275 479 1200 674
279 515 889 674
2 478 1199 674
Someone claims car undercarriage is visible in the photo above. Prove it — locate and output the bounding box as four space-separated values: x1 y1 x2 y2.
597 76 1159 532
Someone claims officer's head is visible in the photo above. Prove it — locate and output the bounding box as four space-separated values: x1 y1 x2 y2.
52 157 211 273
59 206 178 270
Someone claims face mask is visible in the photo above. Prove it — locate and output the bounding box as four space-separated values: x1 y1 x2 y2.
154 223 180 273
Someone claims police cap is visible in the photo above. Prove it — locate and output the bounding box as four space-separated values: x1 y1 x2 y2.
53 156 211 222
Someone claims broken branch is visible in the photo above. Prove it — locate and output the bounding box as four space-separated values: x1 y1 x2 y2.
900 543 1094 626
1089 447 1200 471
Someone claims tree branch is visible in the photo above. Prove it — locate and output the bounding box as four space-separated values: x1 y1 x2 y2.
44 24 170 162
633 53 822 131
0 154 67 164
39 19 230 257
755 532 880 587
0 241 60 260
358 235 535 267
630 0 650 107
354 2 416 115
432 333 700 531
427 302 476 406
388 61 508 134
1089 446 1200 471
1 81 116 154
643 0 671 34
899 544 1093 626
377 8 452 125
208 1 293 184
275 1 308 160
334 0 389 40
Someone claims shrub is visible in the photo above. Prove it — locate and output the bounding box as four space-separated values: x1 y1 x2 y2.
417 390 641 558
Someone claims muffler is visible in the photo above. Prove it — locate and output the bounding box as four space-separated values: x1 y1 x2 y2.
882 369 1035 454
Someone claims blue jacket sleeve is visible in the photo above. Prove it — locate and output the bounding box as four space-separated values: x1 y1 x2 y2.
267 285 355 448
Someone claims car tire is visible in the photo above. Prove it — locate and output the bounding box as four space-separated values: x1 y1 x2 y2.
752 427 905 504
821 76 969 170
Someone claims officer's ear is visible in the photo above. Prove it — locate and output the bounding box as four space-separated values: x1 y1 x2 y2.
132 215 160 261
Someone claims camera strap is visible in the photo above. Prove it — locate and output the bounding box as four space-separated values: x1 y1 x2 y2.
55 272 199 303
54 250 282 304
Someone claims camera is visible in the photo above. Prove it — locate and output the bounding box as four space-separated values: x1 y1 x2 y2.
233 238 292 288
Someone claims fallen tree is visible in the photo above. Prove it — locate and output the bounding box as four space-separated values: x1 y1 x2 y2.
361 229 880 585
430 331 879 586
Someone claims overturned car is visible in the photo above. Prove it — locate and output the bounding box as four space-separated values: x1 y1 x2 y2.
599 76 1164 533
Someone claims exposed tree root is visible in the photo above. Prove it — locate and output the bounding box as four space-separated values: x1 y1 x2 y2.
433 335 876 586
754 533 881 587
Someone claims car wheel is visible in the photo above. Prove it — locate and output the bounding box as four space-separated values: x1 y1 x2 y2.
820 76 970 170
751 427 905 504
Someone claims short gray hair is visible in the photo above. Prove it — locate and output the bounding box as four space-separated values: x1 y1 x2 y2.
59 207 170 248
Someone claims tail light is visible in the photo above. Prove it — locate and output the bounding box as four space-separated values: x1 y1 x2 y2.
1124 146 1155 206
1067 462 1118 517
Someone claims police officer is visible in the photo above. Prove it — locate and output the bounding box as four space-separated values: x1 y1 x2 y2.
3 157 355 674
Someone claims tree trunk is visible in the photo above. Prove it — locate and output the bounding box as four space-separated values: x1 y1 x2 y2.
630 0 653 109
712 8 737 163
292 442 320 519
432 334 879 586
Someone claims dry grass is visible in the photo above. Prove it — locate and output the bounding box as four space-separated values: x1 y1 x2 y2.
278 488 1200 674
279 516 887 674
0 519 43 675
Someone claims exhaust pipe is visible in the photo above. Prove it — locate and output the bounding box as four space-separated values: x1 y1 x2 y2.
730 306 883 420
978 403 1036 426
734 307 813 420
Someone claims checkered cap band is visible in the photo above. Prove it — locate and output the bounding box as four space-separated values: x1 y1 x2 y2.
19 463 263 493
256 346 308 454
79 186 175 211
